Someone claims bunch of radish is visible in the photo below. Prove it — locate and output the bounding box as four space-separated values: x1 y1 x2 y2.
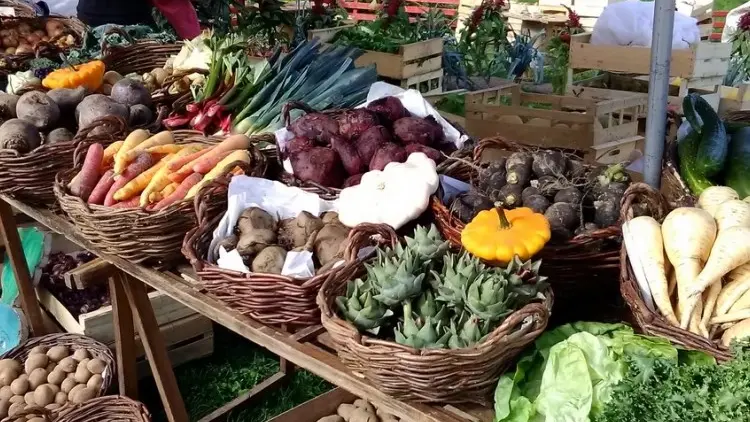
68 130 254 210
624 186 750 346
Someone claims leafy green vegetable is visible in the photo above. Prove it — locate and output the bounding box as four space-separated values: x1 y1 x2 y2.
494 322 713 422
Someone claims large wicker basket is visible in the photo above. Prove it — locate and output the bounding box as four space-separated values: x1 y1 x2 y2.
432 136 623 323
182 169 397 327
0 0 35 17
55 131 270 267
0 116 127 206
317 227 553 404
0 16 86 75
0 333 116 398
619 182 732 361
2 396 151 422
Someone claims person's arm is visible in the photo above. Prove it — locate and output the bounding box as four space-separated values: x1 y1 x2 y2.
151 0 201 39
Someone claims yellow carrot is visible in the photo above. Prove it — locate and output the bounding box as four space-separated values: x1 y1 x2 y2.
139 153 176 206
146 144 183 155
159 182 178 198
114 129 150 174
102 141 124 169
186 150 251 200
118 131 174 168
113 158 168 201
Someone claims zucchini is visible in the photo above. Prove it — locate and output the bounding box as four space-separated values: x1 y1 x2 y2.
725 127 750 198
693 95 729 177
677 130 714 195
682 93 703 134
724 120 750 134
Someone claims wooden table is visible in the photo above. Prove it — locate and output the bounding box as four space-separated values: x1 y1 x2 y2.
0 195 492 422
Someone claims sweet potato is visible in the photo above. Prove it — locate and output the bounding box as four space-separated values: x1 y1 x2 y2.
69 143 104 201
404 144 443 163
366 96 409 122
290 147 345 188
16 91 60 131
331 135 366 175
288 113 339 143
335 109 378 141
393 116 442 146
355 125 390 164
369 143 406 171
343 174 363 188
285 136 315 157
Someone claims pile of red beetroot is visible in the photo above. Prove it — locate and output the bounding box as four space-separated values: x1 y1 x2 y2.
283 97 449 189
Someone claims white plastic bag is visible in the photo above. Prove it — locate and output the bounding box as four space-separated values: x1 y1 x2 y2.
591 0 699 49
722 0 750 42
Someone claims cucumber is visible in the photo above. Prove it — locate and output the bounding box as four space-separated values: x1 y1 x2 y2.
725 127 750 198
682 93 703 134
725 120 750 134
677 130 714 195
693 95 728 178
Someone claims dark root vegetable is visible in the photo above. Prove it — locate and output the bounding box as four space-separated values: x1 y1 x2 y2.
0 118 41 153
0 93 19 120
554 187 583 205
574 222 599 236
496 184 523 208
478 159 506 194
369 143 407 171
355 125 390 164
129 104 153 127
596 181 629 202
335 109 378 141
545 202 578 232
521 186 541 202
110 78 152 107
594 198 619 228
505 152 532 185
16 91 60 130
343 174 363 188
47 127 74 144
288 113 339 143
532 150 566 177
366 96 409 122
523 194 550 214
46 87 85 114
404 143 443 163
286 136 315 157
331 135 366 175
393 116 442 146
290 147 345 188
76 95 129 130
450 191 493 223
566 158 586 179
535 175 561 197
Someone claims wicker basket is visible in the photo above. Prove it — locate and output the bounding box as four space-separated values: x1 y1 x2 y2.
0 116 127 206
432 136 623 323
182 167 397 327
0 0 35 17
0 16 86 75
55 131 270 267
317 226 553 405
619 182 732 361
2 396 151 422
0 333 116 397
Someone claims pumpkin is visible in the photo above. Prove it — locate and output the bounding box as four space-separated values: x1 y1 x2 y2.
42 60 105 92
461 207 551 265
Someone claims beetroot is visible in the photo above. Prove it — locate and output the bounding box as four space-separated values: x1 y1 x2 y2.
343 174 363 187
405 144 443 163
393 116 443 146
286 136 316 157
331 135 366 175
336 109 379 141
369 143 407 171
356 125 391 164
366 96 409 123
288 113 339 143
290 147 345 188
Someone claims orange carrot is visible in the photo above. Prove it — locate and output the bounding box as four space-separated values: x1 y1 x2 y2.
167 147 211 172
138 153 177 206
114 157 168 201
154 173 202 210
104 153 155 206
230 166 244 176
102 141 124 169
87 170 115 205
186 150 251 199
70 143 104 201
111 196 141 209
169 150 230 184
192 134 252 173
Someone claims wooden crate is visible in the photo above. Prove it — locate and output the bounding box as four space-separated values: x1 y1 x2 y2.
464 83 646 164
424 89 467 127
268 388 357 422
337 0 460 24
718 84 750 115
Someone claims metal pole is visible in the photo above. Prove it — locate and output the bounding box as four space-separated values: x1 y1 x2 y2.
644 0 677 188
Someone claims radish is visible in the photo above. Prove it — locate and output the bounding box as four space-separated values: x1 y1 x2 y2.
688 226 750 299
715 262 750 316
698 186 739 217
623 216 677 325
661 207 717 329
714 199 750 231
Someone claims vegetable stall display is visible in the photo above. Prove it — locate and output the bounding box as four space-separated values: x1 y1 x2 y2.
621 183 750 360
54 130 269 266
318 224 552 403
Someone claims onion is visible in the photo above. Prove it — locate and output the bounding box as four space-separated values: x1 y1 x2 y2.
5 47 15 54
33 30 45 38
45 20 64 36
49 28 63 39
15 44 32 54
26 34 40 45
18 23 31 32
3 37 18 48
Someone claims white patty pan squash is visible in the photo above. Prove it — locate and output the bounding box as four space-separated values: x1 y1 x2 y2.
337 152 439 230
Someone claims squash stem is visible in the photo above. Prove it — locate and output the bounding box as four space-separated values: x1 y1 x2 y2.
496 207 511 229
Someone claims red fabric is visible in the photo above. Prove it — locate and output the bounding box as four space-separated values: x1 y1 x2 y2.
150 0 201 39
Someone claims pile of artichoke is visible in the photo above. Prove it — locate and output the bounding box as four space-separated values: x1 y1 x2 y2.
336 225 549 350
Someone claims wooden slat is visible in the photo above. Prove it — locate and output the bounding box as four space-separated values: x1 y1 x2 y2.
111 272 138 399
63 258 115 289
198 372 286 422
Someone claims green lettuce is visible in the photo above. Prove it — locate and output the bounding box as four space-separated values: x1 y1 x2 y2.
494 322 713 422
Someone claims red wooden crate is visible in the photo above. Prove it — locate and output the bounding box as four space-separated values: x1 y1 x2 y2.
340 0 460 24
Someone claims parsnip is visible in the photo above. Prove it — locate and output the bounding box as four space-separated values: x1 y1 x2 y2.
700 281 721 336
661 207 717 329
624 216 677 324
688 299 705 337
689 226 750 298
714 199 750 231
721 317 750 347
698 186 739 217
729 288 750 314
623 219 655 312
715 262 750 316
711 309 750 325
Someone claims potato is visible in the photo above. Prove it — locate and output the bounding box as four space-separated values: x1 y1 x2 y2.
8 401 24 417
47 403 62 410
314 223 349 267
73 365 91 384
103 71 123 86
67 384 84 401
0 360 21 374
71 349 89 362
57 357 76 373
86 359 105 375
353 399 375 415
54 391 67 405
0 386 12 400
45 362 57 373
16 91 60 131
337 403 356 420
0 398 9 418
10 377 29 395
8 395 23 404
27 368 47 390
251 246 287 274
0 368 17 386
29 418 46 422
278 211 324 250
316 417 344 422
236 207 277 256
349 408 377 422
85 374 102 391
60 378 76 394
24 354 48 374
23 391 34 405
71 386 95 404
47 370 65 386
44 384 59 395
76 358 90 369
33 385 54 407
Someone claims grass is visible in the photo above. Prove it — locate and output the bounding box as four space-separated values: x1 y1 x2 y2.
138 326 332 422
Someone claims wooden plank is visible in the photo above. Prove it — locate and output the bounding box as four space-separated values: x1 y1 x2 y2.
198 371 286 422
63 258 114 289
109 313 213 358
111 272 138 399
465 117 592 150
401 56 443 80
401 38 443 62
36 287 82 334
136 333 214 379
466 102 596 124
268 388 357 422
589 136 642 164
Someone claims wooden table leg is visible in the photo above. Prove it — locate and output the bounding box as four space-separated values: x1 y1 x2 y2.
0 199 45 335
121 274 189 422
110 271 138 399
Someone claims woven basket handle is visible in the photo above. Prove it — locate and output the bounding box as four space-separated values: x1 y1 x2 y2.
342 223 398 262
472 136 515 163
71 115 129 167
282 100 318 129
100 26 136 57
619 182 669 223
1 406 54 422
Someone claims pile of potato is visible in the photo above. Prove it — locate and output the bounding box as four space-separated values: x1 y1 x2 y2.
0 346 108 419
319 398 400 422
0 20 76 56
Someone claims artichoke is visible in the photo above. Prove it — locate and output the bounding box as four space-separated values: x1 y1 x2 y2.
394 303 450 349
336 279 391 333
466 272 514 322
502 256 549 305
446 313 487 349
399 224 450 263
370 248 425 306
432 251 483 309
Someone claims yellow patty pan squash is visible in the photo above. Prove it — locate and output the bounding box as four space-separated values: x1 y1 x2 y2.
461 207 551 264
43 60 105 92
